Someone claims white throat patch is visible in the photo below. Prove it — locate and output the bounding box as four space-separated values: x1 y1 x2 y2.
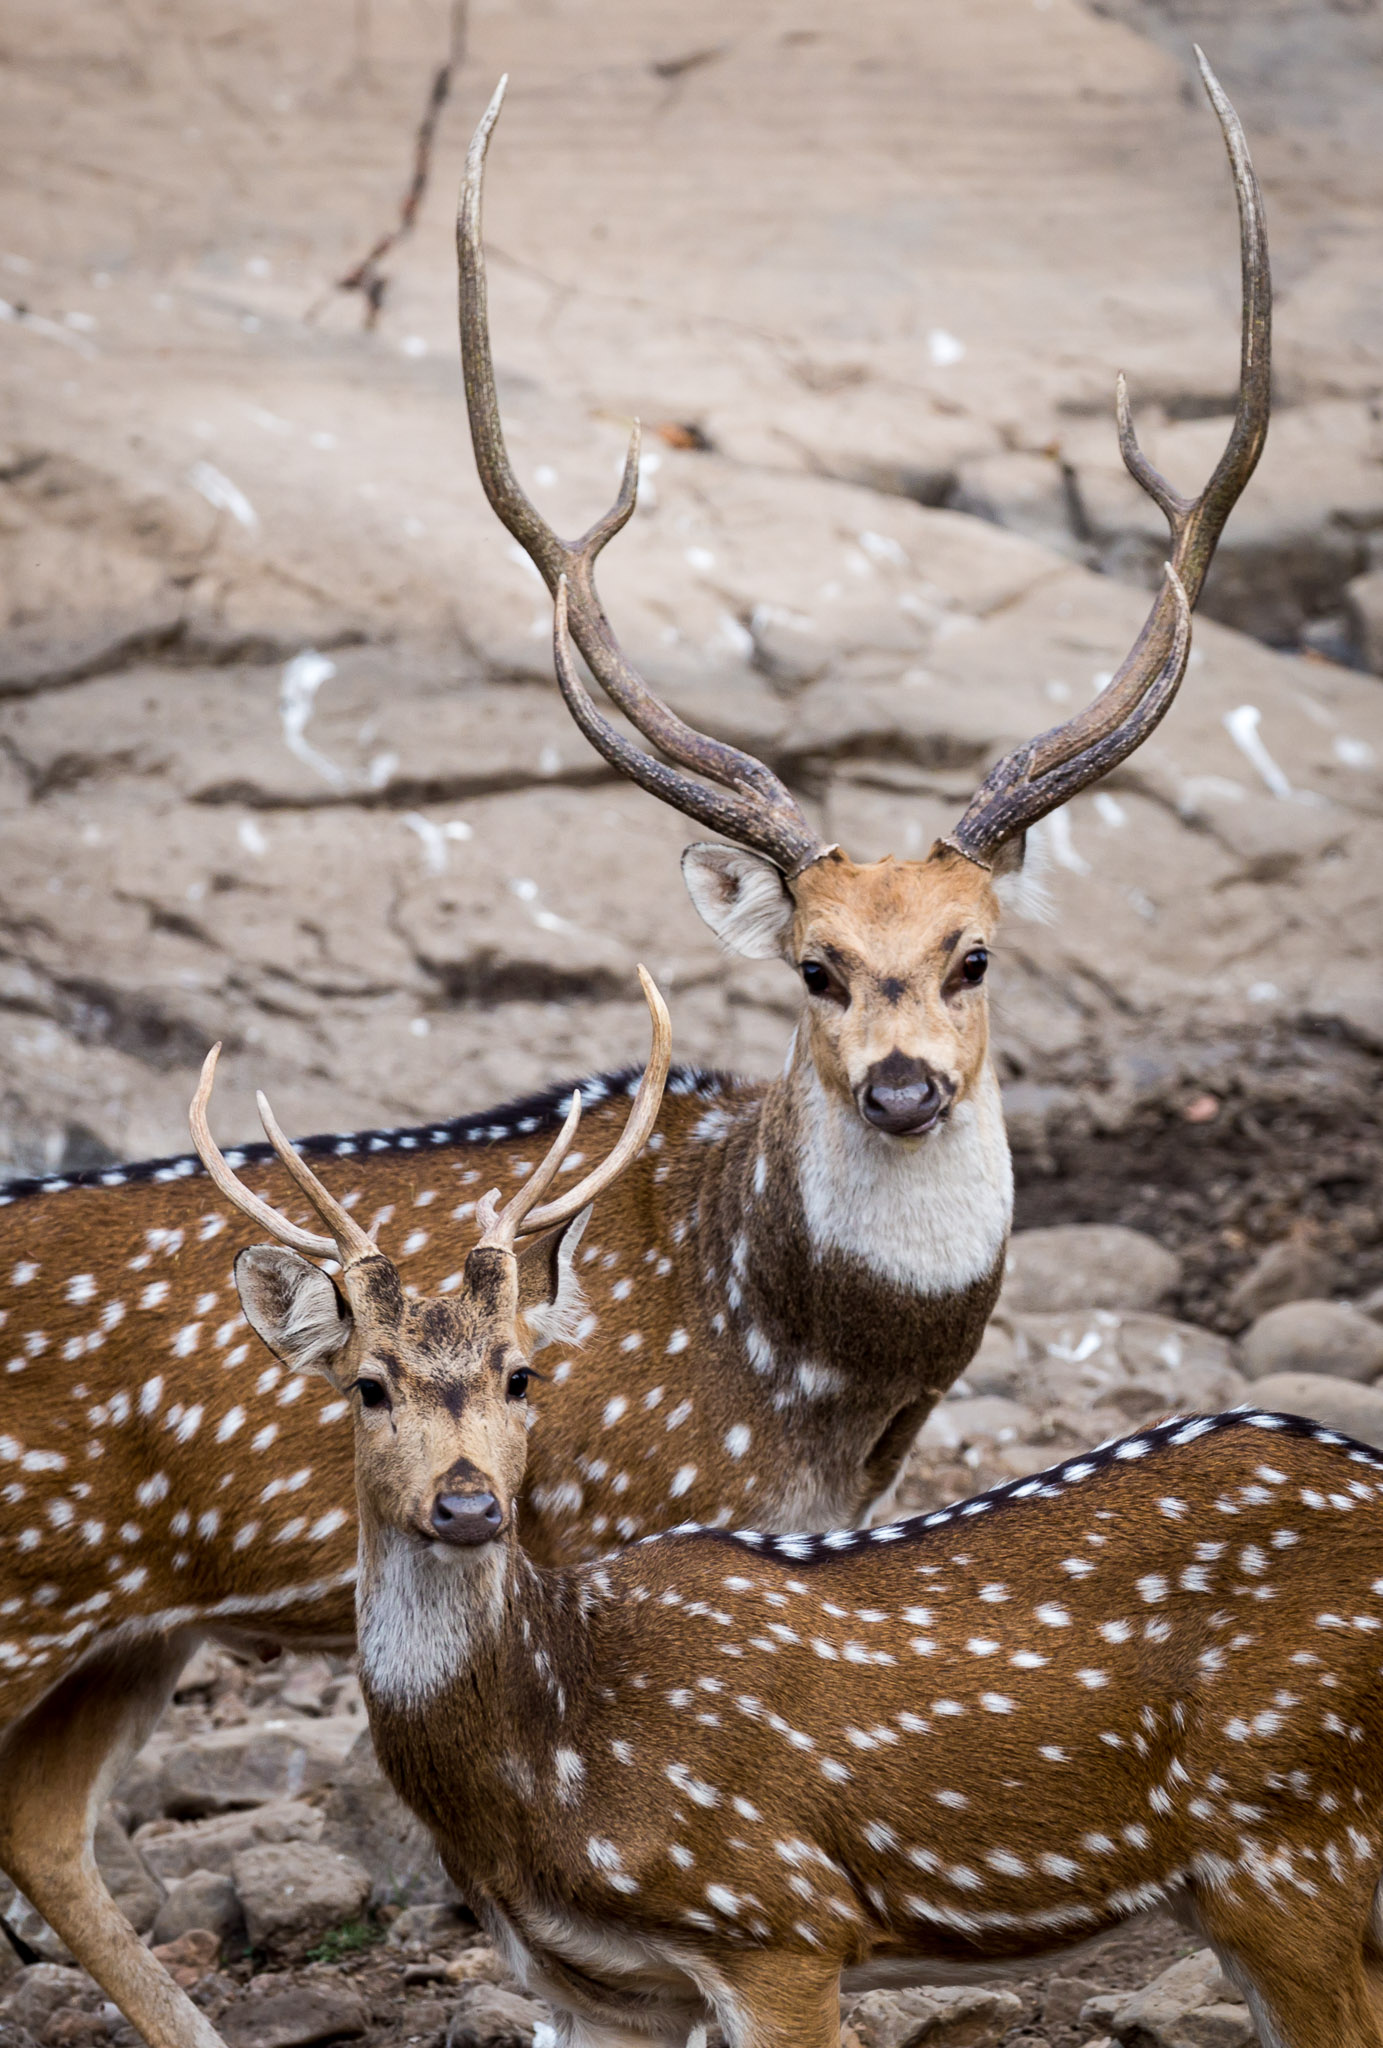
357 1525 507 1707
793 1062 1012 1296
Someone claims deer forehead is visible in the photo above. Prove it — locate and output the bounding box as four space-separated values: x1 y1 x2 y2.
361 1296 516 1384
791 852 997 975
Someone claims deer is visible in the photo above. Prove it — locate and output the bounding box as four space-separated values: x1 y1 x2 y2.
200 1025 1383 2048
0 50 1266 2048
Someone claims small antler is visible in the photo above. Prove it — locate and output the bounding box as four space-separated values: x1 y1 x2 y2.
948 50 1270 868
459 80 827 879
190 1046 377 1269
475 966 671 1251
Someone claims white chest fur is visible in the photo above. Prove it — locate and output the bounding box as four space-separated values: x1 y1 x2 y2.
793 1063 1012 1297
357 1527 506 1708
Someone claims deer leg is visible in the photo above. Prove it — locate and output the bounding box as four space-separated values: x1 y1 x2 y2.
0 1628 226 2048
1195 1898 1383 2048
708 1951 841 2048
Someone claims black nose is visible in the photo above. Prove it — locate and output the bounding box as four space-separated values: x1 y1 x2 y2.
430 1491 503 1547
857 1065 955 1136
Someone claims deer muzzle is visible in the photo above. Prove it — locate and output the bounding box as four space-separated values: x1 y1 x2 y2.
855 1055 956 1137
429 1489 504 1547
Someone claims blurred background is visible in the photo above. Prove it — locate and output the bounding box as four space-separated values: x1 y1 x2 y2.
2 0 1381 1317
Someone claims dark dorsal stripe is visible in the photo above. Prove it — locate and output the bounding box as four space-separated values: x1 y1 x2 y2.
0 1064 735 1206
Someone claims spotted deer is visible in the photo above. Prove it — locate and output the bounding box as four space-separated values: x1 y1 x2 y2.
205 1040 1383 2048
0 51 1265 2048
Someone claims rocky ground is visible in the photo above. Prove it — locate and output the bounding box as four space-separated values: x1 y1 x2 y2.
3 0 1383 2043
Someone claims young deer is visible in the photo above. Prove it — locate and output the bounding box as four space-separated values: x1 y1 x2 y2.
203 1039 1383 2048
0 54 1265 2048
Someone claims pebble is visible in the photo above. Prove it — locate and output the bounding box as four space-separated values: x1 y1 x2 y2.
151 1869 245 1950
1240 1299 1383 1384
1226 1231 1339 1321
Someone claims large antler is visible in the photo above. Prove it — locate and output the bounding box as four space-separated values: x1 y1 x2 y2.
458 79 827 878
475 966 672 1251
190 1047 378 1269
947 49 1270 868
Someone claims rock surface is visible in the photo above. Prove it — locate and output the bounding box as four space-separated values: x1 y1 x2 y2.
0 0 1382 1183
150 1870 247 1950
841 1983 1024 2047
999 1227 1181 1316
1240 1299 1383 1384
231 1843 373 1958
220 1981 370 2048
1109 1949 1254 2048
1239 1371 1383 1447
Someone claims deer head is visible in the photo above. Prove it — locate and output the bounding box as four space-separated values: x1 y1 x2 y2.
188 970 671 1557
458 54 1268 1142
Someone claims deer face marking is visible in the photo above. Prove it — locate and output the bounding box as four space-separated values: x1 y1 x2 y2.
232 1236 581 1558
683 842 999 1136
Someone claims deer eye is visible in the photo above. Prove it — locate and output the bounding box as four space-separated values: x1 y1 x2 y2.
960 947 988 985
506 1368 531 1402
800 961 832 997
352 1377 390 1411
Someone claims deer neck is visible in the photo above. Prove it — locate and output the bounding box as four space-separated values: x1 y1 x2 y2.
770 1029 1012 1300
355 1509 521 1712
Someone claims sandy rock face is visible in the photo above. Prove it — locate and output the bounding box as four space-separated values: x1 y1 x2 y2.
0 0 1381 1179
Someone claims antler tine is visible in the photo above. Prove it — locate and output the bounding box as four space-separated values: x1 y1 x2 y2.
1117 48 1271 611
474 968 672 1252
475 1092 585 1252
459 83 826 878
948 55 1268 869
551 580 825 873
522 966 672 1233
254 1091 378 1269
189 1046 338 1261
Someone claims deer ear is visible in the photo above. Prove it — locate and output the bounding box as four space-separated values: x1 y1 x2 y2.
681 843 795 959
516 1206 591 1350
234 1245 352 1380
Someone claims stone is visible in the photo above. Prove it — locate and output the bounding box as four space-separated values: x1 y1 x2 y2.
130 1720 360 1823
1226 1233 1341 1323
92 1810 162 1936
149 1930 222 1988
1111 1950 1254 2048
1043 1978 1107 2029
950 450 1077 555
386 1904 477 1955
150 1871 245 1952
0 1973 95 2039
1345 564 1383 675
446 1984 555 2047
1079 1992 1122 2033
230 1842 372 1958
135 1800 324 1885
915 1394 1033 1456
840 1984 1023 2048
1240 1371 1383 1449
1001 1311 1244 1426
442 1947 508 1987
998 1227 1179 1316
0 2022 37 2048
220 1981 368 2048
317 1731 448 1909
1240 1300 1383 1385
